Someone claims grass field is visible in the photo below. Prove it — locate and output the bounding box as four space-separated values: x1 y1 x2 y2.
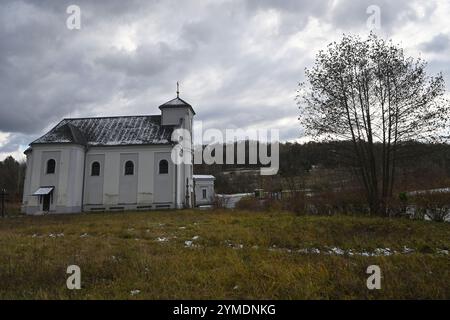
0 210 448 299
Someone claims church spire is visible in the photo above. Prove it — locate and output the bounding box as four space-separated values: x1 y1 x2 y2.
176 81 179 98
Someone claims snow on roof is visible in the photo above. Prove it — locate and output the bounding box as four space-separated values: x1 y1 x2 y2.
32 187 54 195
31 115 176 147
193 175 216 180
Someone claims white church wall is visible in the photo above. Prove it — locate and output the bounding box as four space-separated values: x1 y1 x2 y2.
161 107 193 127
23 144 85 214
84 145 176 211
118 153 139 204
84 154 105 205
138 149 154 205
21 151 33 210
57 146 84 212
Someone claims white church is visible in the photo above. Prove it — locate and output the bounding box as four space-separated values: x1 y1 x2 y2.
21 91 215 215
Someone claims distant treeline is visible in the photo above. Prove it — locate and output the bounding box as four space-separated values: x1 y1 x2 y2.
195 140 450 175
194 141 450 193
0 156 26 201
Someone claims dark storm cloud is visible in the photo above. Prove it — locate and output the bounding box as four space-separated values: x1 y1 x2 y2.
0 0 448 159
421 33 450 53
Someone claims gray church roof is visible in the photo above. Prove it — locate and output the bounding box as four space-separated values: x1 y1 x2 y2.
159 97 196 115
31 115 175 147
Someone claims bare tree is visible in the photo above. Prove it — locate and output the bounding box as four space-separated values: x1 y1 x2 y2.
298 33 449 215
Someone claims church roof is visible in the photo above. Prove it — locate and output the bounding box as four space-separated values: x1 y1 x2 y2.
159 97 196 115
31 115 175 147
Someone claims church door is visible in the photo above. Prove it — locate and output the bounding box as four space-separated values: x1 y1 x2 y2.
42 194 50 211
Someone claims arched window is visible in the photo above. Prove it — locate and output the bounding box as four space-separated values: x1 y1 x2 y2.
124 160 134 175
159 159 169 174
91 162 100 176
46 159 56 174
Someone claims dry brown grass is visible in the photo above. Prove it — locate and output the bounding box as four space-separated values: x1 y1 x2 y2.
0 210 448 299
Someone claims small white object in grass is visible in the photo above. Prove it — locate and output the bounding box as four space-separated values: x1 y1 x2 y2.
437 249 449 255
374 248 392 256
298 248 308 254
330 247 345 255
179 226 186 230
156 237 169 242
192 235 199 240
80 233 88 238
130 290 140 296
233 285 239 290
311 248 320 254
146 229 150 233
403 246 414 254
185 240 193 247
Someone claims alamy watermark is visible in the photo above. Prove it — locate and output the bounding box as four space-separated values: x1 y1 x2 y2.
366 265 381 290
366 5 381 30
66 5 81 30
171 121 279 175
66 265 81 290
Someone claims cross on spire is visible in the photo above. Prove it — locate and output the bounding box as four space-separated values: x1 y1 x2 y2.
176 82 179 98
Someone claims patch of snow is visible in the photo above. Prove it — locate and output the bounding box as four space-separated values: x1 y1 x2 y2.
80 233 89 238
49 233 64 238
130 290 140 296
437 249 449 255
329 247 345 255
374 248 393 256
184 240 194 247
192 235 199 240
403 246 414 254
156 237 169 242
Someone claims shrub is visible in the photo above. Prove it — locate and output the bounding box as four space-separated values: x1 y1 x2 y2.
282 192 307 215
235 196 263 211
212 195 230 209
409 191 450 222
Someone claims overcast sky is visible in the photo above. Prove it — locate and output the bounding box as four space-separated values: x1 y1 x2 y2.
1 0 449 160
